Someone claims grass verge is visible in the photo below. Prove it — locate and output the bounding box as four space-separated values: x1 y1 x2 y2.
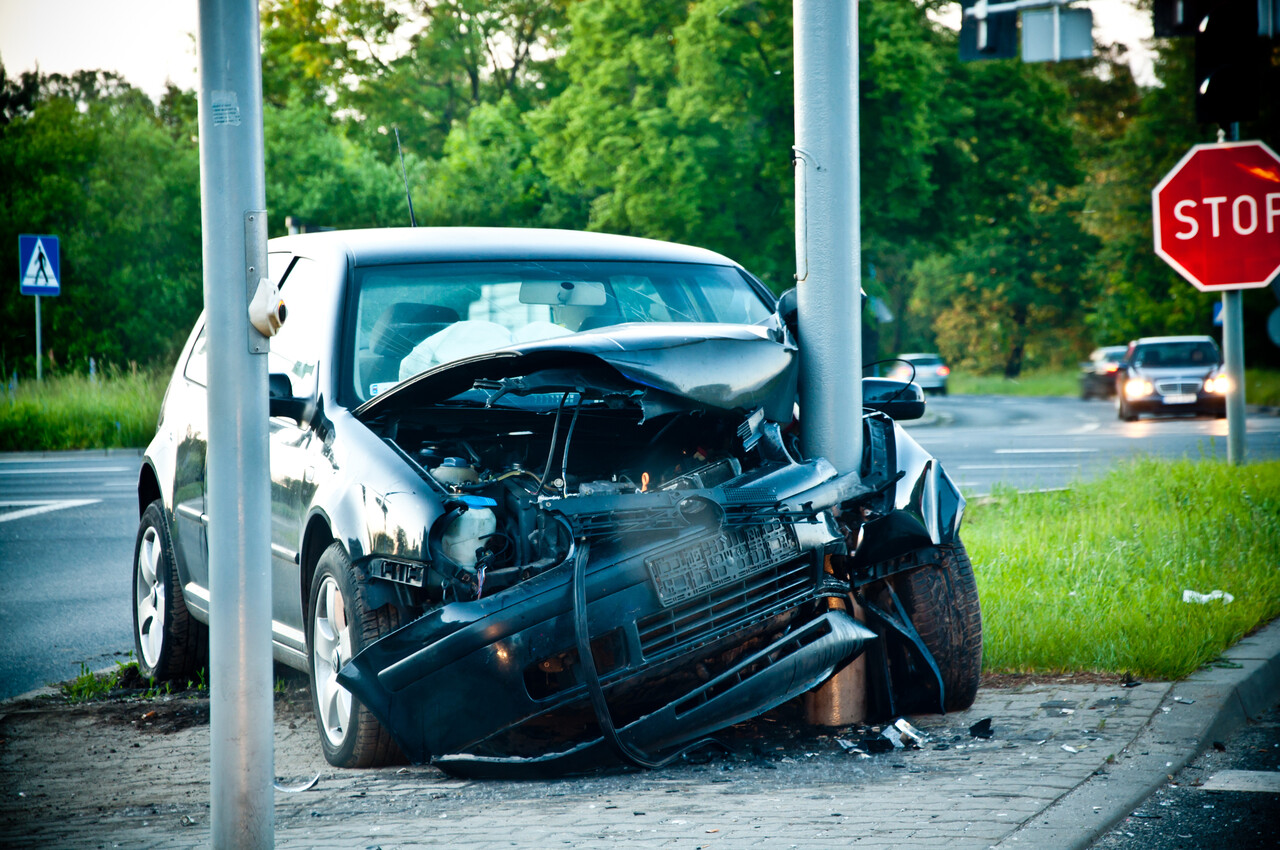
0 368 165 451
964 457 1280 679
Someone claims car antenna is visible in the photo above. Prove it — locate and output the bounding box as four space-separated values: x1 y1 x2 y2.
394 127 418 227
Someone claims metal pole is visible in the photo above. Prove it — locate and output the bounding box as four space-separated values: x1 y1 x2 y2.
1223 122 1246 464
196 1 274 846
795 0 864 728
794 0 862 475
1223 289 1246 463
34 294 41 382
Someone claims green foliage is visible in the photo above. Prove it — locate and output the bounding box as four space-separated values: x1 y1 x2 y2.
0 367 165 451
6 2 1276 384
966 459 1280 678
949 368 1079 398
60 662 122 703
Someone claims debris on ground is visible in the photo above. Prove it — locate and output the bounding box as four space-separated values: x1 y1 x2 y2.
969 717 994 739
1181 589 1234 604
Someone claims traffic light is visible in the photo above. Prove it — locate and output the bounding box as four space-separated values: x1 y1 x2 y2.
959 0 1018 62
1195 2 1266 124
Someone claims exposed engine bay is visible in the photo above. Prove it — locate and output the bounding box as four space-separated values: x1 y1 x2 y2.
338 356 966 776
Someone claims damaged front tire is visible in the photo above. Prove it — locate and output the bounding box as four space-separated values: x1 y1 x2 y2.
896 541 983 712
307 543 403 768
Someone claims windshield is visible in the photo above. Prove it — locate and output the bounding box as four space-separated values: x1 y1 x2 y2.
346 259 773 403
1132 341 1220 368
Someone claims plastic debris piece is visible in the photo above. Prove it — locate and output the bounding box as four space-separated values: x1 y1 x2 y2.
969 718 994 739
1182 589 1234 604
274 772 321 793
1059 709 1075 715
881 726 905 749
893 718 929 747
1062 745 1080 753
1172 696 1196 705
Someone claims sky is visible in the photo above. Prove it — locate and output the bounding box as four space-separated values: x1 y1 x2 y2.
0 1 1156 100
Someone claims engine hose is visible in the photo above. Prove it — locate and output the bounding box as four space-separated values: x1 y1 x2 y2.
570 539 724 769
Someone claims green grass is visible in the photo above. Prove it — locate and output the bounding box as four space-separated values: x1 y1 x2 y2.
0 368 166 451
949 368 1079 397
964 457 1280 679
1246 370 1280 406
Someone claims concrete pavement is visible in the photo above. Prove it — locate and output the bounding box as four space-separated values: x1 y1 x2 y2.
1 618 1276 848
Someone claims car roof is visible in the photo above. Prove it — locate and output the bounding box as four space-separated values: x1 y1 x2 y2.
1130 335 1218 345
269 227 739 268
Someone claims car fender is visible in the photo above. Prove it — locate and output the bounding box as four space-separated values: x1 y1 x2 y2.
850 420 965 568
306 410 445 581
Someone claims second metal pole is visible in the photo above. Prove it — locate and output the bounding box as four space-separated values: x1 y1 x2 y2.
196 0 274 845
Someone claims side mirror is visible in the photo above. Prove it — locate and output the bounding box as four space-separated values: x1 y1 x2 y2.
776 288 799 339
863 377 926 421
268 373 311 423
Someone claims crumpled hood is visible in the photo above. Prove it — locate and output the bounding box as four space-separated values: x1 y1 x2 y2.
354 322 799 422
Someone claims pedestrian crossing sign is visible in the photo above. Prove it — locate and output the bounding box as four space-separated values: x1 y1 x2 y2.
19 234 60 296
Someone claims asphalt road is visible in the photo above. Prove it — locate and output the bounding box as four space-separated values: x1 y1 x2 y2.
1 398 1277 702
903 395 1280 495
1091 698 1280 849
0 451 140 700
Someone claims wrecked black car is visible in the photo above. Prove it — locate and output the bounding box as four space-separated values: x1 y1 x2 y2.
133 227 980 776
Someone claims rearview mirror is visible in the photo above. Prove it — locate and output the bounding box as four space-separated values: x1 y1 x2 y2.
268 373 312 423
862 378 926 421
519 279 607 307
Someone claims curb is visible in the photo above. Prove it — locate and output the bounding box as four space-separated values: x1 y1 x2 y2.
996 617 1280 849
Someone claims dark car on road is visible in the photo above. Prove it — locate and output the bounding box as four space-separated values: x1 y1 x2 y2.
1079 345 1127 400
1115 335 1228 421
133 228 980 776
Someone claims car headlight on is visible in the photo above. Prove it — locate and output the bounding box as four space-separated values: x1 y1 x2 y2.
1124 378 1153 400
1204 374 1230 394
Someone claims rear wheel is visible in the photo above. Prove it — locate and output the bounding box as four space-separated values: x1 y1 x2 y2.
132 501 206 681
894 541 983 712
307 543 403 768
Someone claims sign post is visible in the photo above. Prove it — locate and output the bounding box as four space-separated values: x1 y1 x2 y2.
18 234 61 382
1152 139 1280 463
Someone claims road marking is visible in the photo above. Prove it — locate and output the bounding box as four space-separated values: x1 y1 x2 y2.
0 466 132 475
994 448 1099 454
0 499 100 523
1199 770 1280 793
957 463 1080 470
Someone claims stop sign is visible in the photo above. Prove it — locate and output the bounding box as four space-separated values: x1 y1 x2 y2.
1152 141 1280 291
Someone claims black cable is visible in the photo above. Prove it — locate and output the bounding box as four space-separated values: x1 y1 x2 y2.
536 392 570 495
570 539 724 770
559 394 582 496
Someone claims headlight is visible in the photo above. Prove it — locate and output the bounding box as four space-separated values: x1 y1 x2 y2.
1124 378 1154 400
1204 374 1230 394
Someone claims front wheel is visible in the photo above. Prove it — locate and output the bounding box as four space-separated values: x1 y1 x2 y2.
1117 394 1137 422
895 541 983 712
132 501 206 681
308 543 403 768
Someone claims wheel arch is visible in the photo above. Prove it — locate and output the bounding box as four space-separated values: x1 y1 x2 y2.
137 461 163 518
299 512 338 630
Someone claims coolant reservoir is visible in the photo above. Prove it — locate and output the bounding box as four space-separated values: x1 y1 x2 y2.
431 457 478 486
442 501 497 567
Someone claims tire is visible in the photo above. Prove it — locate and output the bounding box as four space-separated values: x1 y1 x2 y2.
132 501 206 681
1117 395 1137 422
307 543 403 768
895 541 983 712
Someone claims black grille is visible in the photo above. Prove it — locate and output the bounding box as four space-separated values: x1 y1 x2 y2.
637 558 815 661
